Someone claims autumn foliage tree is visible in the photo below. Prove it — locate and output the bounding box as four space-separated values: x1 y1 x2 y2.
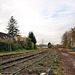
61 32 68 47
61 27 75 48
71 27 75 46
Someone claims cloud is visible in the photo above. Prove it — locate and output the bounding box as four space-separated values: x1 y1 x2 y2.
0 0 75 44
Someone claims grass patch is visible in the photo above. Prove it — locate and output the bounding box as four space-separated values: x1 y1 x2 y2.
35 67 43 75
15 71 21 75
0 65 5 69
38 62 44 66
58 73 64 75
0 48 40 55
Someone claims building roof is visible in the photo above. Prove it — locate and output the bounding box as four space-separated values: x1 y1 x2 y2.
0 32 11 39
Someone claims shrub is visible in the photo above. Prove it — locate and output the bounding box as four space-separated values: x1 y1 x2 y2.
32 42 34 49
0 41 8 51
34 44 37 49
48 44 52 48
25 38 32 50
0 39 22 52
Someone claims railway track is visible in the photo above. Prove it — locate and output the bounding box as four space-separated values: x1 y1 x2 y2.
0 50 45 65
0 50 49 75
0 50 41 64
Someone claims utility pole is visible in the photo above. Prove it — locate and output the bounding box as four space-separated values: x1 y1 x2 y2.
42 39 43 45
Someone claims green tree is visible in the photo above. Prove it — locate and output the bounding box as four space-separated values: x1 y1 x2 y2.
48 42 51 46
28 32 37 49
25 37 32 50
7 16 19 41
48 42 52 48
32 42 34 49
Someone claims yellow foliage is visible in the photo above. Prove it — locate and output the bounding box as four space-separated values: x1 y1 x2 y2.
0 73 2 75
0 38 2 41
5 38 13 43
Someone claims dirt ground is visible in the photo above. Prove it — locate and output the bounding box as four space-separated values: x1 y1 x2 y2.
59 51 75 75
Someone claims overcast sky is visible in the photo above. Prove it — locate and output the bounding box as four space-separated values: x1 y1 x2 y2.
0 0 75 44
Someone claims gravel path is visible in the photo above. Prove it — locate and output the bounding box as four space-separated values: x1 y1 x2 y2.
60 51 75 75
